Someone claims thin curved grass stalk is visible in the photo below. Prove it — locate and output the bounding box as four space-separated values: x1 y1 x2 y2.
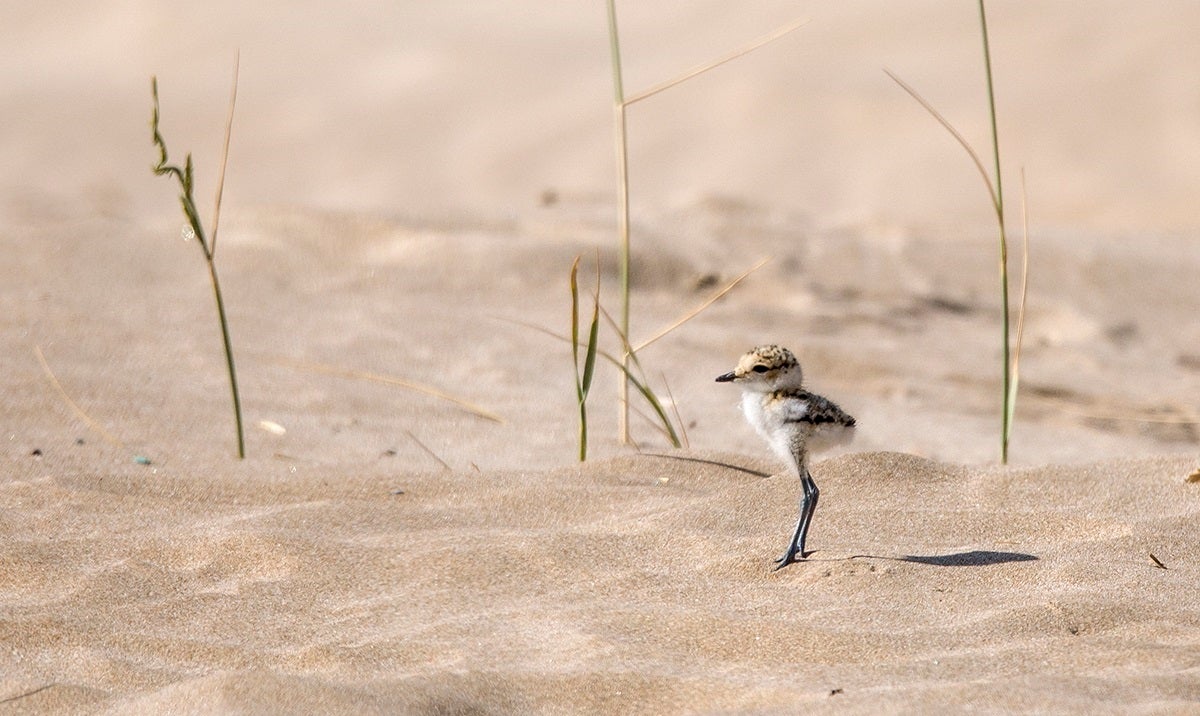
623 19 809 106
150 57 245 459
34 344 124 449
269 357 503 424
629 402 673 446
634 257 769 353
1006 168 1030 441
597 306 681 448
404 429 452 472
884 0 1016 463
660 371 689 449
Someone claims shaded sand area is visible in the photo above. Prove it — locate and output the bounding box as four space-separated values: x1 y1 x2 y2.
5 1 1200 712
3 448 1199 712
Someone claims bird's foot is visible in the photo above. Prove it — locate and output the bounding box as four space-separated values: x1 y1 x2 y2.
773 546 806 570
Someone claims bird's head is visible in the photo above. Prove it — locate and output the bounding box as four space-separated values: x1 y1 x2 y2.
715 344 802 392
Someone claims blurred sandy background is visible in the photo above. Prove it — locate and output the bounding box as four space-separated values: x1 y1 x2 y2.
3 2 1200 713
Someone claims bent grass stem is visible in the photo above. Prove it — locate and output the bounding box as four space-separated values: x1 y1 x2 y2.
150 58 245 459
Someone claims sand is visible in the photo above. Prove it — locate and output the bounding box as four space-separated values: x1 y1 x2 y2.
4 2 1200 713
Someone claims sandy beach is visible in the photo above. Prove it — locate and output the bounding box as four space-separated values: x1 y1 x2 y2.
4 2 1200 713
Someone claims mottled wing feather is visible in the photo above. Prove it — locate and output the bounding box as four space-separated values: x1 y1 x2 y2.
780 391 856 427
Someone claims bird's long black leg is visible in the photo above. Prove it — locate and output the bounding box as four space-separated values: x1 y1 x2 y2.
796 470 819 558
774 471 818 569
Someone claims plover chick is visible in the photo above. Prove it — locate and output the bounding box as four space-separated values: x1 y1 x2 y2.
716 345 856 569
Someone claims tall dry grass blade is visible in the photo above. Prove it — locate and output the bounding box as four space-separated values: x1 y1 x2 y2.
604 0 633 444
272 357 504 424
634 257 769 352
624 18 808 105
34 344 124 448
603 11 803 447
209 50 240 257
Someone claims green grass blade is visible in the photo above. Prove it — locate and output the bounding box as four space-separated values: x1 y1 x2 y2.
206 260 245 459
569 256 582 401
581 300 600 400
978 0 1012 464
569 255 601 461
581 254 601 400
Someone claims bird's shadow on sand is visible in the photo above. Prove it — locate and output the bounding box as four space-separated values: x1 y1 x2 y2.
850 550 1038 567
644 453 771 478
638 455 1037 567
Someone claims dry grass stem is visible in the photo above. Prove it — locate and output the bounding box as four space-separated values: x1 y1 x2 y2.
151 62 246 458
33 345 124 448
0 684 57 706
634 257 769 352
624 18 809 105
883 69 999 214
209 50 239 256
660 372 690 449
404 429 452 471
605 6 806 445
1007 168 1030 438
272 357 504 424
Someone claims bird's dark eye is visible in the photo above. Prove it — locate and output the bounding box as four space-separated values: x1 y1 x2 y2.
752 365 770 373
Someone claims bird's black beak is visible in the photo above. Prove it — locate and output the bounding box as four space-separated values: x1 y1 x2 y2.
715 371 736 383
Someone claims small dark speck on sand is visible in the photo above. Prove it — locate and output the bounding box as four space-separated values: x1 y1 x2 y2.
30 448 43 457
830 688 844 696
391 488 405 496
